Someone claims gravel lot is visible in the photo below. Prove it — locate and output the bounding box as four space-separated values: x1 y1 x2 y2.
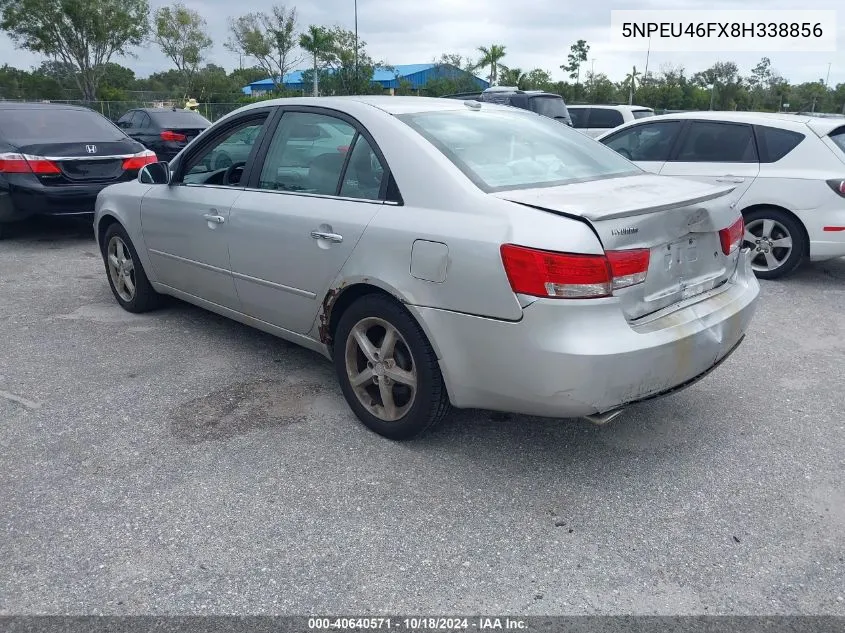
1 217 843 616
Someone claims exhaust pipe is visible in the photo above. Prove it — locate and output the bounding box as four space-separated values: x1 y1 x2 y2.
583 408 626 425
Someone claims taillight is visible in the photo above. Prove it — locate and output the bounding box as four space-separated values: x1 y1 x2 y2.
719 216 744 255
160 130 187 142
0 152 61 174
500 244 650 299
826 179 845 197
122 150 157 171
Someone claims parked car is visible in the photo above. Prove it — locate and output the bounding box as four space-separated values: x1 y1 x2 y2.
116 108 210 163
597 111 845 279
94 96 758 440
0 102 156 237
443 86 573 126
567 105 655 138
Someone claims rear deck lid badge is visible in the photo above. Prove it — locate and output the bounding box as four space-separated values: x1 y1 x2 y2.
611 227 638 235
85 145 97 154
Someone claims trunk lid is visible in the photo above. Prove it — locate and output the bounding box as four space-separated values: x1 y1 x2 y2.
17 140 141 184
494 174 742 320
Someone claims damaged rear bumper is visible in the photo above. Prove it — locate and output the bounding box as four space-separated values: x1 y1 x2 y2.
411 251 760 420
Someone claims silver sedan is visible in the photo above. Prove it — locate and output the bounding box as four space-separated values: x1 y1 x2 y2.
94 96 760 440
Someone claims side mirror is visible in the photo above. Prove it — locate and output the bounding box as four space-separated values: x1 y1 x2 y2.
139 161 171 185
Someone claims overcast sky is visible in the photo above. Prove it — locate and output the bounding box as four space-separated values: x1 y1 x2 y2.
0 0 842 87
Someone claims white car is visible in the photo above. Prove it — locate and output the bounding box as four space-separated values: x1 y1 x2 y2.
567 105 655 138
598 111 845 279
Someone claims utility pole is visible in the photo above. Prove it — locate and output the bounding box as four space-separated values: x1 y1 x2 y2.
354 0 359 95
825 62 831 87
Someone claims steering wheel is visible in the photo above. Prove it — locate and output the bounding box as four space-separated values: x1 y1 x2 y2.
617 148 633 160
223 161 247 186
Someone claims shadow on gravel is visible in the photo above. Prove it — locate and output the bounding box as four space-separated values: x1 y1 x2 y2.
1 215 95 244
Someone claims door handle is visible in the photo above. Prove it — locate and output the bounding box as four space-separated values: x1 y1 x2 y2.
310 230 343 243
203 212 225 224
716 177 745 183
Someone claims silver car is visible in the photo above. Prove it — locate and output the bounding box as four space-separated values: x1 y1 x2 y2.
94 96 760 440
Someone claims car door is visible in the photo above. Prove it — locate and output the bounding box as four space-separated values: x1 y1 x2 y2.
600 119 684 174
659 120 760 205
585 108 625 138
139 109 274 310
227 108 390 334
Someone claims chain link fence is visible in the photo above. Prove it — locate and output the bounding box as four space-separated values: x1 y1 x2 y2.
0 98 249 122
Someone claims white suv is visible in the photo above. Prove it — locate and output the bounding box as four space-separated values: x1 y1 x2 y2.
597 111 845 279
567 105 655 138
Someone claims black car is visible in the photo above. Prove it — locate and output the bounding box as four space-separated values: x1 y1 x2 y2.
116 108 211 162
0 102 156 236
443 87 573 126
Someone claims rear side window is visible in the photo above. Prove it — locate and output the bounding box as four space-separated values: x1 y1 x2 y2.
826 126 845 154
568 108 589 128
0 108 125 144
754 125 805 162
588 108 624 129
675 121 758 163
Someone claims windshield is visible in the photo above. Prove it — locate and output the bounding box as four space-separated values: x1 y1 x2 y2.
632 110 655 119
0 108 125 144
150 110 210 128
398 108 640 192
531 96 570 121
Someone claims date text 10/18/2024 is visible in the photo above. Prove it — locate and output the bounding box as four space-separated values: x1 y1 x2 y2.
307 617 528 630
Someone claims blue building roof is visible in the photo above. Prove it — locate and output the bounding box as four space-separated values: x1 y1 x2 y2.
242 63 488 95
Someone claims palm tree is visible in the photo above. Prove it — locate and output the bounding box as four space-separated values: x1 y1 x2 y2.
299 25 334 97
476 44 507 86
625 66 640 105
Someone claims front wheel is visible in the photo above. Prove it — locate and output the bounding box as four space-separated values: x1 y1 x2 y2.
103 223 161 313
333 294 450 440
742 208 806 280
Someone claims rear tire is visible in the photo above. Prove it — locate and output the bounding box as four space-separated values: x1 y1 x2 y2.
742 207 806 280
103 223 161 313
333 294 450 440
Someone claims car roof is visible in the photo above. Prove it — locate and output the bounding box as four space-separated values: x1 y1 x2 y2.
603 110 845 137
232 95 515 117
568 104 653 111
0 101 94 113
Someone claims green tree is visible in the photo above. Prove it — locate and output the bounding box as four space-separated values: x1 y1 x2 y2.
298 24 333 96
498 66 525 88
422 53 482 96
561 39 589 96
226 5 300 92
0 0 150 100
475 44 506 85
523 68 552 91
319 26 378 96
153 2 212 92
624 66 639 105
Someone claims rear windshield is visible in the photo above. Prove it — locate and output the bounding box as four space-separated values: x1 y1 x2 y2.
0 107 125 144
830 127 845 154
150 110 211 128
398 108 640 193
530 96 569 121
632 110 654 119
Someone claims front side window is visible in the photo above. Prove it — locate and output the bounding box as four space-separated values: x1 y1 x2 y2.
603 121 681 162
675 121 758 163
181 116 267 185
398 108 640 193
257 112 356 195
